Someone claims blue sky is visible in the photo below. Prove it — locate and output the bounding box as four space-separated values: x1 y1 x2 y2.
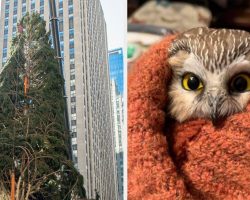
100 0 126 51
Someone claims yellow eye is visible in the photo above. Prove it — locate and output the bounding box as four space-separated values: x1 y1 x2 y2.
182 73 203 91
230 74 250 92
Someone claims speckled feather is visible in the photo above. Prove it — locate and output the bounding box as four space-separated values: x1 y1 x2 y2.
169 27 250 73
168 27 250 122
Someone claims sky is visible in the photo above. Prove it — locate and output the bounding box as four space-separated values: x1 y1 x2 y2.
100 0 126 51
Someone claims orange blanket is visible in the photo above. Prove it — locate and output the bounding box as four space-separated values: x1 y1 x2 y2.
128 35 250 200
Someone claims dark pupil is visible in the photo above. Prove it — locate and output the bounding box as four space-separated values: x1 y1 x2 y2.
233 76 247 92
188 76 200 90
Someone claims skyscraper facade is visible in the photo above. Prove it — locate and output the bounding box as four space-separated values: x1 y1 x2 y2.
0 0 118 199
109 48 124 200
109 48 124 95
110 80 124 200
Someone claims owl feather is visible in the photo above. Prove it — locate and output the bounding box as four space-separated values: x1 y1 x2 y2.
168 27 250 123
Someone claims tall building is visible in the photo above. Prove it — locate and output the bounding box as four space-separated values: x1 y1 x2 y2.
109 48 124 94
109 49 124 200
110 80 124 200
0 0 119 199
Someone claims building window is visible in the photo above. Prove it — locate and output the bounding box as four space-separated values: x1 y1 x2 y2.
71 113 76 121
71 106 76 114
13 26 16 32
40 7 44 14
5 4 10 10
72 144 77 150
22 0 26 3
59 33 64 41
68 6 73 15
70 89 75 97
69 17 74 29
71 108 76 114
3 39 8 48
70 85 75 91
69 40 74 49
4 28 8 35
73 156 78 163
71 126 76 133
14 1 18 7
59 21 63 32
59 1 63 9
70 74 75 80
71 96 76 102
3 52 7 58
22 6 26 12
4 20 8 26
70 91 76 98
59 9 63 17
69 29 74 39
40 0 44 6
5 12 9 18
31 3 35 9
70 70 75 77
71 132 77 138
60 43 64 51
68 0 73 6
70 63 75 69
2 58 7 65
13 8 18 15
71 120 76 126
70 52 74 59
70 48 74 59
3 49 8 58
13 16 17 23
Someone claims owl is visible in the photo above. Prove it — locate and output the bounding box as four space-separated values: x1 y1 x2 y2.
168 27 250 123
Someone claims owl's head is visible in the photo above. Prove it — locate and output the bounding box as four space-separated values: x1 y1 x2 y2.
168 27 250 123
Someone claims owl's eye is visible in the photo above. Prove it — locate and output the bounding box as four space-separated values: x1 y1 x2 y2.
230 74 250 92
182 73 203 91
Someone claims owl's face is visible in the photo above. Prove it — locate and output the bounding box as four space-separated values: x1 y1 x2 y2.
168 27 250 123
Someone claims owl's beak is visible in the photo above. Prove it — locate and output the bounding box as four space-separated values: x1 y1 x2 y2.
211 104 219 124
207 92 222 124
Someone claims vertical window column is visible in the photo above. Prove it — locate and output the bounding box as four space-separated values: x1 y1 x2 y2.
40 0 44 17
58 0 78 167
69 16 74 60
12 0 18 37
2 1 10 65
64 0 77 166
22 0 26 16
31 0 35 12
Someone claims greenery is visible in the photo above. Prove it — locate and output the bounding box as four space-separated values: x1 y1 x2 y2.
0 13 85 200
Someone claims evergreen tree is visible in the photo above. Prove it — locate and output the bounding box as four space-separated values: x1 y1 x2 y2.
0 13 85 199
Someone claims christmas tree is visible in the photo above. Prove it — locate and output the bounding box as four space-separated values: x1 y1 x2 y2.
0 13 85 200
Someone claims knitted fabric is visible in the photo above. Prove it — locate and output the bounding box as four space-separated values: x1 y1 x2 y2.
128 35 250 200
